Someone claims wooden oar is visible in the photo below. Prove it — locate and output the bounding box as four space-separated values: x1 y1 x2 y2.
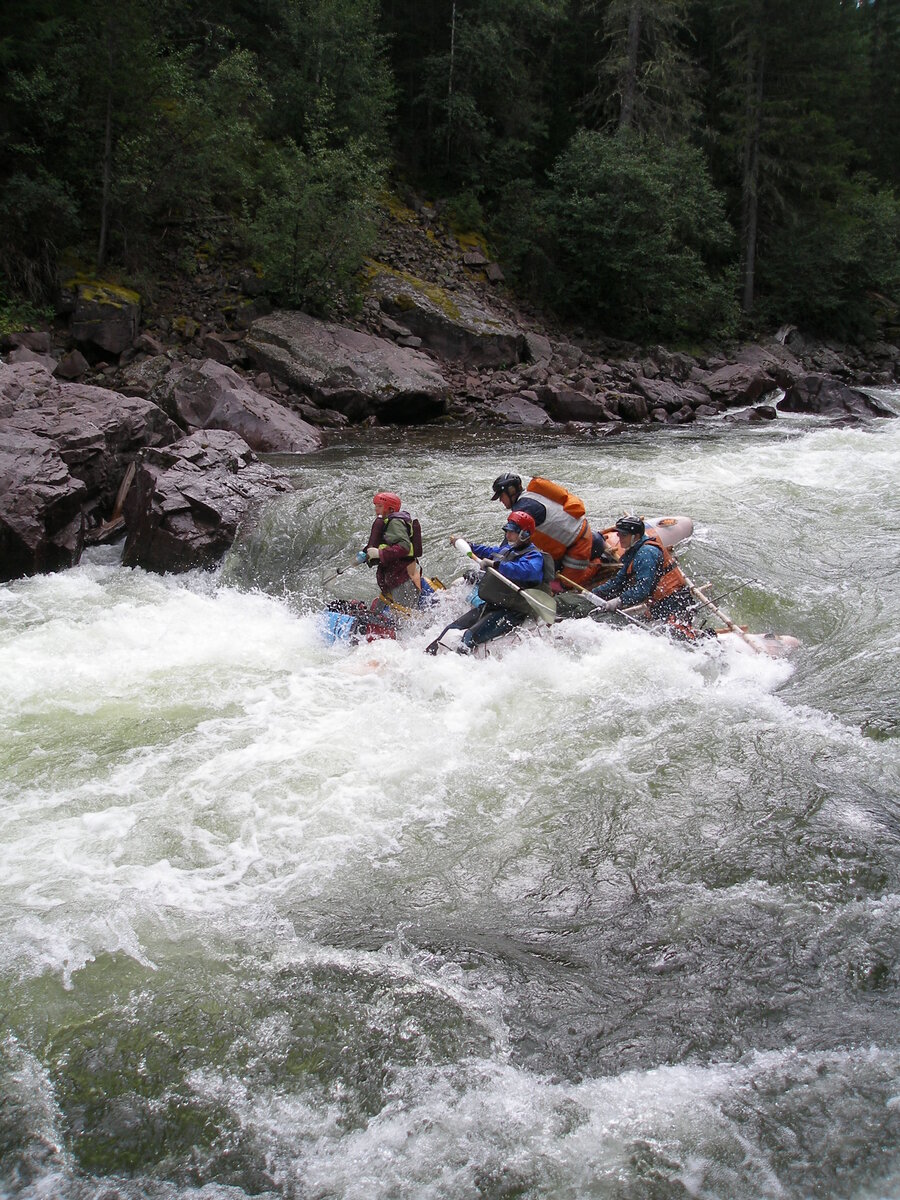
555 572 646 628
678 569 762 654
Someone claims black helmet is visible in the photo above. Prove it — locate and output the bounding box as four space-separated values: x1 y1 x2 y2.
491 472 522 501
615 514 645 538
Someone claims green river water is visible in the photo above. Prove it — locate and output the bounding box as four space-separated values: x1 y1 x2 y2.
1 407 899 1199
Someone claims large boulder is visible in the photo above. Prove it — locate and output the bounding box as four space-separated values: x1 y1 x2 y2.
778 375 896 419
0 361 180 512
61 279 142 356
123 357 323 454
483 394 554 426
534 385 614 422
633 376 711 414
121 430 293 574
246 311 449 424
0 429 86 582
697 362 776 407
368 267 526 367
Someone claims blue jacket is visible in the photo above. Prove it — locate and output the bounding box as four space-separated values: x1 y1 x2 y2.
594 536 663 606
469 540 545 587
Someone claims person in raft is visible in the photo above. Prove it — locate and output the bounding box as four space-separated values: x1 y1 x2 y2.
490 472 601 587
590 514 693 622
425 511 551 655
359 491 434 610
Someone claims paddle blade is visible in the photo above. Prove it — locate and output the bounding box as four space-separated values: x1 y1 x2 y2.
521 588 557 625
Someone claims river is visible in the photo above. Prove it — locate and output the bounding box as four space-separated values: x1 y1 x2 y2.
1 405 899 1199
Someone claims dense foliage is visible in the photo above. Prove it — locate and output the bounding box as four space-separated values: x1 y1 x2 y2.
1 0 898 338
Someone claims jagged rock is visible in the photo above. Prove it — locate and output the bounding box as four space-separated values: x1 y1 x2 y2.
534 386 611 422
121 430 292 574
1 330 52 354
697 362 776 407
8 346 57 372
525 332 553 363
380 315 412 337
617 394 651 423
135 332 166 355
0 429 86 581
552 344 584 371
368 268 525 367
725 405 778 424
778 375 896 419
483 394 554 426
118 354 174 399
246 310 449 423
136 358 323 453
0 361 179 512
54 349 90 380
202 333 247 367
63 280 142 355
632 376 710 414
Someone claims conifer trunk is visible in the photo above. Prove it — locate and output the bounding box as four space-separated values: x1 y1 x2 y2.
97 31 114 271
740 30 765 314
619 1 642 131
446 1 457 166
97 91 112 270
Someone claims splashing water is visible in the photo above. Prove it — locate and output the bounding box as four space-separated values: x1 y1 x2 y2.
1 413 899 1199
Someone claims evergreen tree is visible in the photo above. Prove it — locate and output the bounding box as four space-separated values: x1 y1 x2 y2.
500 129 738 340
696 0 897 328
585 0 699 137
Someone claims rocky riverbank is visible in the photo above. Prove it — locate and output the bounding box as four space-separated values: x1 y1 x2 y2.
1 198 897 582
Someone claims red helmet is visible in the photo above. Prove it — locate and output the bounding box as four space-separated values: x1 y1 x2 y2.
504 510 536 536
373 492 402 513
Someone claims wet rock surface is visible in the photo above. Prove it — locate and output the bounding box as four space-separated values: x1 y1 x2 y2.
122 356 323 454
121 430 293 574
0 362 180 578
246 311 449 424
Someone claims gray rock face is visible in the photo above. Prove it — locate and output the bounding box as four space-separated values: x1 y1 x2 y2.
128 357 323 454
534 386 614 423
0 362 180 507
247 311 449 423
778 375 896 419
368 270 526 367
0 429 86 581
699 362 776 406
0 360 180 579
633 376 712 414
484 394 554 426
121 430 293 574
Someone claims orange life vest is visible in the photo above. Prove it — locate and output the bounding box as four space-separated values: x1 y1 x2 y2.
625 531 688 607
521 477 595 584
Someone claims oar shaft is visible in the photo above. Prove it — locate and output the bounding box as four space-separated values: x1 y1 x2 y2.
680 570 761 653
555 572 644 628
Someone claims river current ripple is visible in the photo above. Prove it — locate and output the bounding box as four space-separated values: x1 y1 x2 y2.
1 413 899 1199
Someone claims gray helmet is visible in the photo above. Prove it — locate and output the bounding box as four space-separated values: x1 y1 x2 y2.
491 473 522 501
615 515 645 538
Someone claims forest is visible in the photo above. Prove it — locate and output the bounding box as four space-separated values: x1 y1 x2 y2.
1 0 898 343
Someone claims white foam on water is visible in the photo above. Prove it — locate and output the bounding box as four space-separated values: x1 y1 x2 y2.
181 1043 900 1200
2 544 888 991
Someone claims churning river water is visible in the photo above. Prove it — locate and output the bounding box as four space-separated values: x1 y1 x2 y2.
1 405 899 1200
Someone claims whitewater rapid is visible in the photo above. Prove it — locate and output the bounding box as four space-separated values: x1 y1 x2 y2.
1 411 898 1199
